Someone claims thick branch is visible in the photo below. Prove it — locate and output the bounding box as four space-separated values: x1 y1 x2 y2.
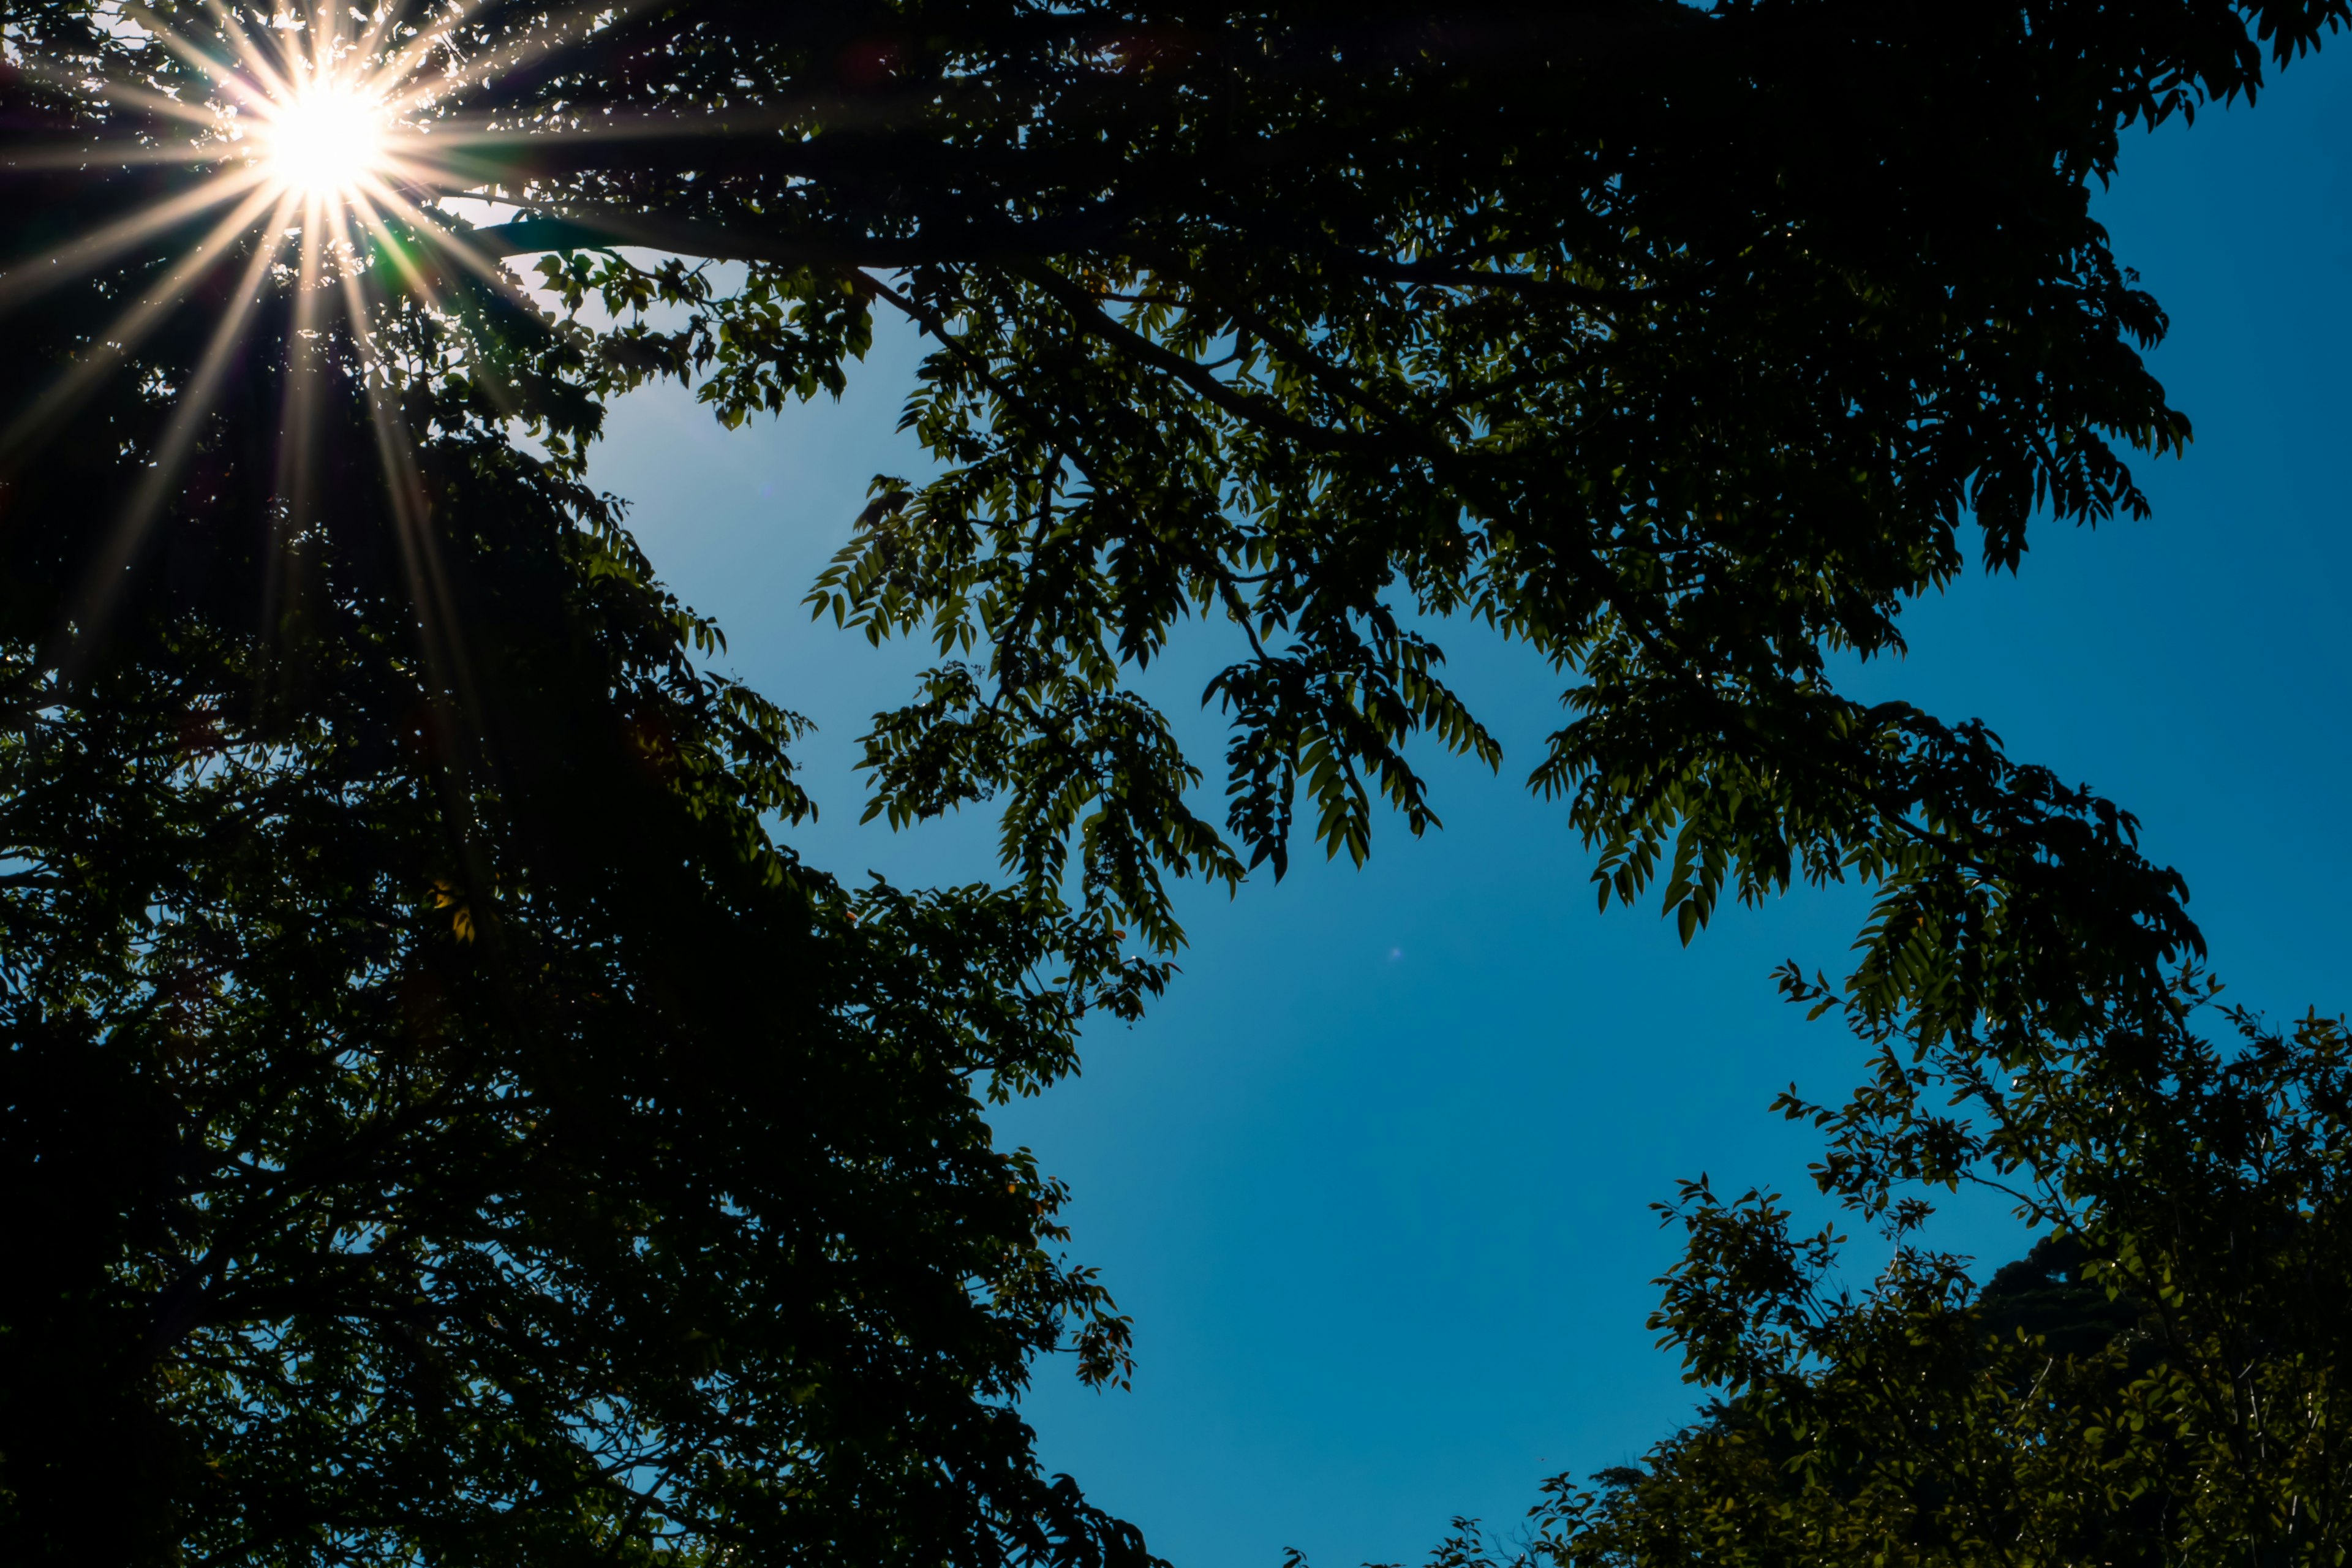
472 204 1114 266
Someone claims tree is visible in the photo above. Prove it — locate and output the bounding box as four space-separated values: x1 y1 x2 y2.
467 17 2352 1547
6 0 2348 1562
1332 982 2352 1568
1 9 1153 1561
454 0 2346 1047
455 4 2352 1559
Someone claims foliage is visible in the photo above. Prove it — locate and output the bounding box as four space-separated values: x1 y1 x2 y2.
0 13 1155 1562
9 1 2352 1564
463 0 2330 1052
1318 987 2352 1568
457 14 2352 1547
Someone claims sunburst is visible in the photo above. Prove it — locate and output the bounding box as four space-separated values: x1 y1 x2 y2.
258 77 394 198
0 1 612 681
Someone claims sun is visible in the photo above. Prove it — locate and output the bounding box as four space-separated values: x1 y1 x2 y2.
6 0 635 657
259 83 392 198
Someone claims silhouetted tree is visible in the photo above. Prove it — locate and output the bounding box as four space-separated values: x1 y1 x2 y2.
1359 991 2352 1568
1 10 1152 1562
466 0 2346 1057
5 1 2347 1562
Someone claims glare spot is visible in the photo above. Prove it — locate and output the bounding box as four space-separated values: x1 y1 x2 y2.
263 85 388 197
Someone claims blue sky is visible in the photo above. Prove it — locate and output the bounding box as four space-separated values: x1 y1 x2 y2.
576 50 2352 1568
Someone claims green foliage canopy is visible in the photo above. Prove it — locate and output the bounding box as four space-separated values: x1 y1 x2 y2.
1328 987 2352 1568
457 0 2352 1059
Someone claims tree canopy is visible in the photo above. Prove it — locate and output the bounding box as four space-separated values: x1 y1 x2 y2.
2 0 2348 1563
2 10 1150 1560
463 0 2324 1040
1333 982 2352 1568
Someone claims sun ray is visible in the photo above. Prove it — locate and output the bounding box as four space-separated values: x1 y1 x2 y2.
374 0 657 123
361 0 503 104
349 181 546 426
2 138 249 171
259 208 332 657
344 192 469 331
0 165 271 313
127 2 291 118
412 105 785 140
338 183 535 428
332 247 492 790
354 172 536 302
349 0 423 71
21 65 235 132
0 177 287 461
274 1 351 101
55 189 301 676
349 195 460 303
9 0 741 682
186 0 296 79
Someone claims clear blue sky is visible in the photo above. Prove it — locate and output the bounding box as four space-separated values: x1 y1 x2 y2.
574 51 2352 1568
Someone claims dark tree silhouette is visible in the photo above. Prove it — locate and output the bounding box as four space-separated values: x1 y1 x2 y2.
3 1 2346 1562
1 10 1152 1562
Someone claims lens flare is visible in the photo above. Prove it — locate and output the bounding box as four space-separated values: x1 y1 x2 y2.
262 85 390 198
3 1 692 679
0 2 558 684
